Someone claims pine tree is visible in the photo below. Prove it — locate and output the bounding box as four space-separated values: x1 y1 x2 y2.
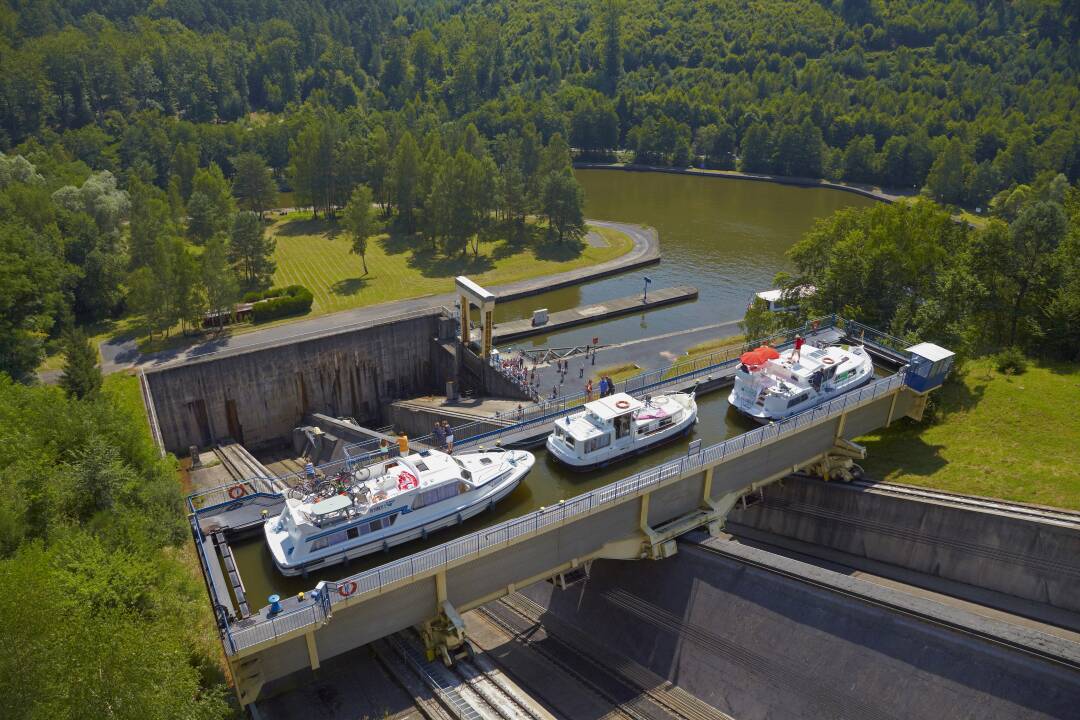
59 329 101 400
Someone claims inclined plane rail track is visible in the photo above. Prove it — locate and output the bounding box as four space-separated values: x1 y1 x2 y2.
381 631 543 720
848 480 1080 529
476 593 733 720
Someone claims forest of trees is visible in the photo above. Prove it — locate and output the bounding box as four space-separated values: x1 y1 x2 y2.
0 0 1075 382
743 187 1080 364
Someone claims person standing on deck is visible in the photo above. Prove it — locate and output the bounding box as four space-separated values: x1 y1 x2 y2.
586 379 593 401
396 432 409 456
794 334 805 362
433 423 445 449
443 421 454 453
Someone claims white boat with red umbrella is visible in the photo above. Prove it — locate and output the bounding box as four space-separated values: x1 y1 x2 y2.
264 447 534 576
728 341 874 423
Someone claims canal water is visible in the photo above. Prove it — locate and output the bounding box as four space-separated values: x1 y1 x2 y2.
231 171 878 604
495 169 877 349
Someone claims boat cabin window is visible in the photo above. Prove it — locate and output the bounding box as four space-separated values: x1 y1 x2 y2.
414 460 429 472
614 415 631 439
412 481 461 510
584 433 611 454
309 513 400 551
787 392 810 408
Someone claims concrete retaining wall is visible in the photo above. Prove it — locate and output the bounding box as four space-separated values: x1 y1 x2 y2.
146 312 443 453
727 476 1080 614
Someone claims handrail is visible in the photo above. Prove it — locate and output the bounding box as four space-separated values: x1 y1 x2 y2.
224 368 906 655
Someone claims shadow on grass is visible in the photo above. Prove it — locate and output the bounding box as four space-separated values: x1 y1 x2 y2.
533 233 586 262
859 431 949 479
274 216 342 239
930 368 988 421
380 231 423 256
490 222 537 260
331 277 371 296
406 246 495 278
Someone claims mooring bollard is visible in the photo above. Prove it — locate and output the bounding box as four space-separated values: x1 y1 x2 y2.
268 594 282 615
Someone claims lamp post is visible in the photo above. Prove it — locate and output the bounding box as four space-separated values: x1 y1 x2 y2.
643 275 652 302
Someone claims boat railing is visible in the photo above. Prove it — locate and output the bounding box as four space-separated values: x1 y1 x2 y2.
222 368 907 656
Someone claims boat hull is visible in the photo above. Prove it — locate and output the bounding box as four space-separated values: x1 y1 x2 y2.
269 464 528 576
728 372 874 424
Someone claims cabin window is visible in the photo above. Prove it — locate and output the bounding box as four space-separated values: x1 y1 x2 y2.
480 457 493 465
347 527 359 540
585 433 611 454
615 415 631 439
310 529 348 551
412 482 461 510
787 393 809 408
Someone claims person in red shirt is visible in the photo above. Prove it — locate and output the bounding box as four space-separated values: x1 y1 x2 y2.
794 334 805 362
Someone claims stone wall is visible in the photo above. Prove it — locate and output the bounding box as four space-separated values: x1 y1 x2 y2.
146 311 445 453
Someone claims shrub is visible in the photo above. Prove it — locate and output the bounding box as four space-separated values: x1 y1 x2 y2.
993 347 1027 375
251 284 313 322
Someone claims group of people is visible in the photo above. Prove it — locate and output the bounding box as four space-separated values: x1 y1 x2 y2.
431 420 455 453
584 374 616 401
496 352 540 402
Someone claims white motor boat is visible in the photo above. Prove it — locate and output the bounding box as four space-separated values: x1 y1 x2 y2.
728 342 874 423
546 391 698 471
265 447 534 576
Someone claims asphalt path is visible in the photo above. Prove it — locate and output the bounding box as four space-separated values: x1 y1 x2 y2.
98 220 658 374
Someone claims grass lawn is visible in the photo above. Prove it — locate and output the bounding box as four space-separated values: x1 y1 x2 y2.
270 217 633 317
859 358 1080 509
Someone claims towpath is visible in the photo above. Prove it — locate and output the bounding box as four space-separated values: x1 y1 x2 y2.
97 220 658 374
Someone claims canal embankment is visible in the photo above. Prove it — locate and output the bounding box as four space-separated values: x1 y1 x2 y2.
492 285 698 343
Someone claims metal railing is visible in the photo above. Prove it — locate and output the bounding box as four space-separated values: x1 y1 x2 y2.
224 368 906 654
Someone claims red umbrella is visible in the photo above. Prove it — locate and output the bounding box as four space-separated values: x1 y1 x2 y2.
756 345 780 360
740 350 765 367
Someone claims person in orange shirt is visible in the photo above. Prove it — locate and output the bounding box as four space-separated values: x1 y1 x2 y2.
396 432 409 456
586 378 593 400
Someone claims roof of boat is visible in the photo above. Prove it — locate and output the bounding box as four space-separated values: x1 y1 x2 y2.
765 344 867 381
755 286 816 303
585 392 644 420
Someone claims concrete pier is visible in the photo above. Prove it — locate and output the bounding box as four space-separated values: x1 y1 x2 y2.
491 285 699 343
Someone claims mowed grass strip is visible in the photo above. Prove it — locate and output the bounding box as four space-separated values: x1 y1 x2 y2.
270 219 634 317
859 359 1080 509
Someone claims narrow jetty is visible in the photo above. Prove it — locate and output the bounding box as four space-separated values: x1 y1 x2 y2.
492 285 699 343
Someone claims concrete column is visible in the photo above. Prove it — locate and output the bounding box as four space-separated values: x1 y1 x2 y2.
460 295 470 346
435 569 448 604
305 631 320 671
885 391 899 427
702 467 715 508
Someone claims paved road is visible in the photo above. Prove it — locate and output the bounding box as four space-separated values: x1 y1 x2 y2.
98 220 658 374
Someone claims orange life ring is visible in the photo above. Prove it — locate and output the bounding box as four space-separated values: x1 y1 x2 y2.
397 471 419 491
338 580 357 598
615 399 631 409
228 485 246 499
822 357 835 365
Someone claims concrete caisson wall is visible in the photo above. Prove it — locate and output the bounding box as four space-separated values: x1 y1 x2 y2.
146 312 444 453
